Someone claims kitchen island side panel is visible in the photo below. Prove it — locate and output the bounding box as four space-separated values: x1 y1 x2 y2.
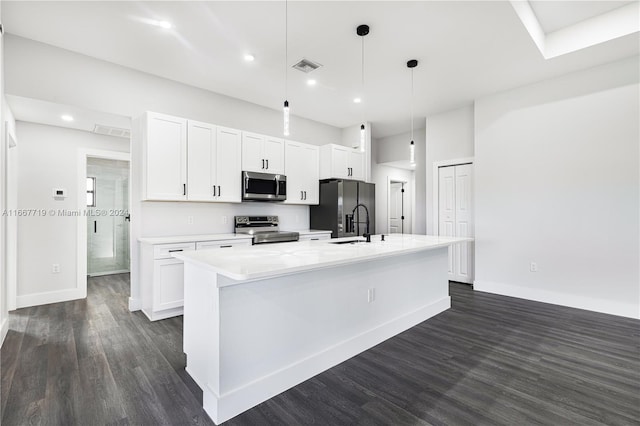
183 246 449 424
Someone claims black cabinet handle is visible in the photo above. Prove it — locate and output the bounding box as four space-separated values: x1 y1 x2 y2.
94 221 97 233
266 159 269 169
183 183 186 196
262 159 265 169
304 191 307 200
220 245 232 248
301 191 303 200
218 185 221 196
213 185 216 197
168 249 183 253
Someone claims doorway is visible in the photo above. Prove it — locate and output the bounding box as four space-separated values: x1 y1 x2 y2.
434 159 474 284
86 158 130 276
388 179 411 234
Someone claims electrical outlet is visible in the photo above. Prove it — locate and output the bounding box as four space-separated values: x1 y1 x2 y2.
52 264 60 273
222 216 228 225
530 262 538 272
187 216 194 225
367 288 376 303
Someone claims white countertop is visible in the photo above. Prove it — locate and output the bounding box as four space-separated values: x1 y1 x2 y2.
173 234 472 283
138 234 253 244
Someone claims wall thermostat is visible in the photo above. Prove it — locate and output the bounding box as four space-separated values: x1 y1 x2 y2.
53 188 67 199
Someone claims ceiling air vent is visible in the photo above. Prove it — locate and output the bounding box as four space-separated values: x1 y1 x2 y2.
292 58 323 73
93 124 131 139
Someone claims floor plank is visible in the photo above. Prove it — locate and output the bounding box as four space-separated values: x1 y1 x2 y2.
2 276 639 425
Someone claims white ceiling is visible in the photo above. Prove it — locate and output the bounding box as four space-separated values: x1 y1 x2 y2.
529 1 634 34
3 1 639 138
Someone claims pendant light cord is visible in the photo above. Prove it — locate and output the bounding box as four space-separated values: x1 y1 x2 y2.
285 0 288 99
410 68 414 141
361 34 365 126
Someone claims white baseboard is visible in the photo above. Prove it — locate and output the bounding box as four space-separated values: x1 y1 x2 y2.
128 297 141 312
474 280 639 319
204 296 451 424
88 269 130 277
16 288 86 309
1 317 8 348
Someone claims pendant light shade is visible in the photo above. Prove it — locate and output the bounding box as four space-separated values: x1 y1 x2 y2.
357 24 369 153
283 100 290 136
407 59 418 165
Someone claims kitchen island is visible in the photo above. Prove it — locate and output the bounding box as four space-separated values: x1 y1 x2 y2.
173 234 470 424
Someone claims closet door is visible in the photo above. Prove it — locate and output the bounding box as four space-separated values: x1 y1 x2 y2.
438 164 474 284
438 166 456 276
454 164 473 283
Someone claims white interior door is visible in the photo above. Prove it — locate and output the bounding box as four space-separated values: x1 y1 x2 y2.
454 164 473 283
438 167 456 276
389 182 404 234
438 163 474 284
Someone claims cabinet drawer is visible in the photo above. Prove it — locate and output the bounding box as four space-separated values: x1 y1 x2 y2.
196 239 251 250
153 242 196 259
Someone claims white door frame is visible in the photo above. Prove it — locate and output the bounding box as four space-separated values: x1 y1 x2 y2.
387 178 409 234
432 157 474 235
77 149 130 298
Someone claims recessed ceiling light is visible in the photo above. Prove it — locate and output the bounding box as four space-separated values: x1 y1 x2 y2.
244 54 255 62
149 19 172 29
61 114 74 122
307 79 317 86
353 98 362 104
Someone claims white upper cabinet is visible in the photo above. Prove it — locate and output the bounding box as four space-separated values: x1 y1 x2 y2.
284 141 319 205
319 144 365 181
143 112 188 200
143 112 241 203
187 122 242 203
215 127 242 202
242 132 285 174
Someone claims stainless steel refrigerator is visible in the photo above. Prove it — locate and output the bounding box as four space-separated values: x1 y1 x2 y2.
310 179 375 238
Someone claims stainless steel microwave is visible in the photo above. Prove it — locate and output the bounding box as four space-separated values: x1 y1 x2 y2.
242 171 287 201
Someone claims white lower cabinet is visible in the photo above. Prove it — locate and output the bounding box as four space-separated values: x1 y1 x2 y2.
140 238 251 321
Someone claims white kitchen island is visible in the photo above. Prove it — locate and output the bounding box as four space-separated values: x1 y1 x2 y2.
173 234 470 424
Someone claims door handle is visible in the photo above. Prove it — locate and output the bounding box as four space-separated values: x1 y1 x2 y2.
262 159 265 169
183 183 186 196
303 191 307 200
168 249 183 253
266 159 269 169
94 221 97 233
218 186 221 197
213 185 216 197
301 191 304 200
220 245 232 248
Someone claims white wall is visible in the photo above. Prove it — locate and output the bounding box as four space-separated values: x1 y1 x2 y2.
15 122 129 308
0 1 8 345
474 56 639 319
425 105 474 235
371 136 415 234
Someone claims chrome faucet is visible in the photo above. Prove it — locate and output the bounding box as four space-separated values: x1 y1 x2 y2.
351 203 371 242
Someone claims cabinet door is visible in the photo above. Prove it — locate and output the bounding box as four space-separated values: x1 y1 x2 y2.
349 151 365 181
332 146 349 179
264 137 285 174
216 127 242 202
241 132 265 173
145 112 187 200
153 258 184 311
302 145 319 204
284 142 306 204
187 121 216 201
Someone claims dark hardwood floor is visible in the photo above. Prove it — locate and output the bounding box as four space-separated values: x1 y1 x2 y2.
2 274 639 425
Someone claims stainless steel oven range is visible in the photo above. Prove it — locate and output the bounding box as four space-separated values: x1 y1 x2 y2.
234 216 299 244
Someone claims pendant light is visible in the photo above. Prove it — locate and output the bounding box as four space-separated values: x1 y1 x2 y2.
357 24 369 152
407 59 418 165
283 0 290 136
